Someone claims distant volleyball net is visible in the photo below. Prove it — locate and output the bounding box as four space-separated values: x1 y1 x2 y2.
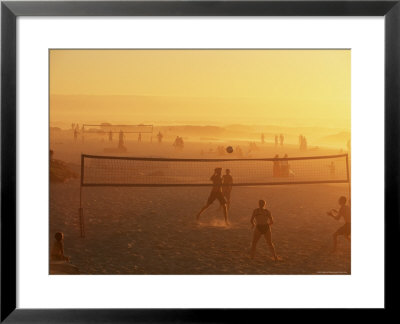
82 124 154 134
80 153 350 187
81 124 153 142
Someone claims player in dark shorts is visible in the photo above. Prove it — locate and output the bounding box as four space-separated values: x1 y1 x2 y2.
222 169 233 210
250 200 279 261
327 196 351 252
196 168 229 225
273 155 281 177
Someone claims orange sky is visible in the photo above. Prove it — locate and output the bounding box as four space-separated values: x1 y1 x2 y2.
50 49 350 129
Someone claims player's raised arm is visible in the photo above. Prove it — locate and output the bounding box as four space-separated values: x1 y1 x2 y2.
333 209 341 220
336 208 344 219
327 209 340 220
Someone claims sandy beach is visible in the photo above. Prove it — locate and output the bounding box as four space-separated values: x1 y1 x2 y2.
49 49 351 275
49 133 350 275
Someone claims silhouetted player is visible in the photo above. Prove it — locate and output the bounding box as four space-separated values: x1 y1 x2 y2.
222 169 233 210
118 130 125 149
196 167 229 225
81 125 85 143
327 196 351 252
273 154 281 177
157 131 163 143
179 137 184 148
329 161 335 177
302 136 308 150
281 154 289 177
173 136 180 148
250 200 279 261
50 232 70 262
138 132 142 142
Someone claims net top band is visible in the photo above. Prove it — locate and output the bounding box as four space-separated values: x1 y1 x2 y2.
81 153 349 162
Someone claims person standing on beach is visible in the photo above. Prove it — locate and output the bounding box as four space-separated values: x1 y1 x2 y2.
118 130 125 149
281 154 289 177
250 200 279 261
222 169 233 210
73 127 78 142
173 136 180 149
273 154 281 177
157 131 163 144
327 196 351 252
196 167 229 225
328 161 336 177
81 125 85 143
50 232 70 262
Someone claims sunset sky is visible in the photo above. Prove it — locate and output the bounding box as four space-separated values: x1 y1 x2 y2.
50 49 350 129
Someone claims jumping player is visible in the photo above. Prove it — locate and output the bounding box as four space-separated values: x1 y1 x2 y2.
196 167 229 225
327 196 351 252
250 200 279 261
222 169 233 210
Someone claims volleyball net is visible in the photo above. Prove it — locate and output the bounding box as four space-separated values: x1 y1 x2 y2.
78 153 350 237
82 124 153 134
80 153 350 187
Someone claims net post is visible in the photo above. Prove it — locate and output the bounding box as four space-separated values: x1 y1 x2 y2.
79 154 85 238
345 153 351 201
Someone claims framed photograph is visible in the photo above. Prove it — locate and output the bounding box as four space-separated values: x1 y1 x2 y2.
1 0 399 321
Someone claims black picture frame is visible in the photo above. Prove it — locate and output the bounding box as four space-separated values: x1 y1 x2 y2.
1 0 399 322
